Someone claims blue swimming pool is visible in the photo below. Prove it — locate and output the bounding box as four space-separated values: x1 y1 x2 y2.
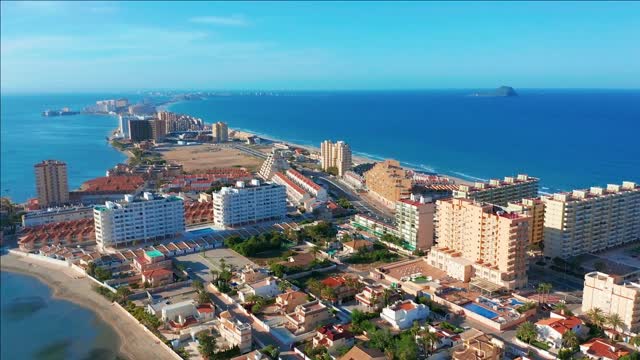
188 228 216 236
509 298 525 306
463 303 499 320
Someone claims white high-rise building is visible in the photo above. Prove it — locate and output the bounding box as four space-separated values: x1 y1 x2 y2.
93 192 185 249
212 180 286 228
543 181 639 259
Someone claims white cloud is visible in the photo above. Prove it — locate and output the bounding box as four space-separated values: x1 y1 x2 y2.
189 15 249 27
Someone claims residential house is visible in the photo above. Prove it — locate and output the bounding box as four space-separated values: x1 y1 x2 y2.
218 311 252 354
428 323 463 350
276 290 309 314
342 239 374 254
285 301 331 334
580 338 630 360
452 329 503 360
142 268 173 287
312 325 355 353
380 300 429 330
339 345 386 360
320 276 358 304
239 277 281 302
240 266 268 284
355 284 386 311
535 312 584 349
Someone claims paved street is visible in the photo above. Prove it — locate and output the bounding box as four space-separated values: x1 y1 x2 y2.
175 249 257 283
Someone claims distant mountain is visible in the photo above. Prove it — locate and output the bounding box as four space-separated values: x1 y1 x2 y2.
472 86 518 97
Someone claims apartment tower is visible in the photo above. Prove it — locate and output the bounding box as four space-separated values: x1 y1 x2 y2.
506 198 545 245
320 140 352 176
363 160 412 207
213 122 229 143
34 160 69 207
212 179 286 228
543 182 639 259
93 192 185 249
427 198 531 289
582 272 640 333
395 195 435 251
453 174 539 206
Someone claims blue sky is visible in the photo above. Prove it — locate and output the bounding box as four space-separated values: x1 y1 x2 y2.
1 1 639 92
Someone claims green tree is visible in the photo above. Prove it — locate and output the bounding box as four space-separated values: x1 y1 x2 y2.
193 280 204 292
198 291 211 305
537 282 552 304
630 336 640 349
607 313 625 336
197 333 217 359
516 321 537 344
562 330 579 349
326 166 339 176
420 330 441 355
261 345 280 359
116 286 132 303
586 307 607 329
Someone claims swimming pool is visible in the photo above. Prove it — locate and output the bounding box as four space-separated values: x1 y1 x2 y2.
188 228 216 236
509 298 525 306
463 303 499 320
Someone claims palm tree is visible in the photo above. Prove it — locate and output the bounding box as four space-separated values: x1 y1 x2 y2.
116 286 132 303
310 245 320 259
421 330 441 355
537 282 552 303
562 330 579 349
606 313 624 336
382 288 392 306
516 321 538 344
586 307 606 329
210 269 219 281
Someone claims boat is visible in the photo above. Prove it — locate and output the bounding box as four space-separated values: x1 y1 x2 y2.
42 108 80 117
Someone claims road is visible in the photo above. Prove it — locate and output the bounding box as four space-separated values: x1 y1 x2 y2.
177 253 290 353
304 169 394 222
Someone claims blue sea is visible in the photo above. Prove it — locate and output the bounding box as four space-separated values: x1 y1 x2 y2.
0 271 121 360
1 94 131 203
169 89 640 193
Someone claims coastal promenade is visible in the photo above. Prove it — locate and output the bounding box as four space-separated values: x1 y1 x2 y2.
0 253 177 360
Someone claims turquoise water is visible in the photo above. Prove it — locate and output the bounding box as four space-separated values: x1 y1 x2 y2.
0 270 121 360
463 302 499 320
1 94 130 203
169 90 640 193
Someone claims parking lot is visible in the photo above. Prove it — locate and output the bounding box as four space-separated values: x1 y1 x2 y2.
175 248 257 283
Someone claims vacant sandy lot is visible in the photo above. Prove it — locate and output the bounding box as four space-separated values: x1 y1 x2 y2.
157 144 263 172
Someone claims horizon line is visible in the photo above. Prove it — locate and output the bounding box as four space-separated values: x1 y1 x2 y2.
3 87 640 95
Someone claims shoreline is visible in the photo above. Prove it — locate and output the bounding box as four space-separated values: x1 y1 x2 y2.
167 99 475 186
0 253 175 360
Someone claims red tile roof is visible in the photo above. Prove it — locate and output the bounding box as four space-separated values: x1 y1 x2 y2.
274 172 307 196
287 169 321 191
535 315 582 335
80 176 144 193
581 338 630 360
143 268 173 279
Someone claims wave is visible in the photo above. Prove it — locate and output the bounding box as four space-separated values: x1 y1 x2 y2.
450 171 488 182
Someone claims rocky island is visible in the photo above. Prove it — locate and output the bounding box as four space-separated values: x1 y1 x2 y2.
472 85 518 97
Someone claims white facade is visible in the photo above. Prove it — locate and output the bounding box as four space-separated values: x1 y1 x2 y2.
22 206 94 227
395 195 435 251
380 300 429 329
543 181 639 258
212 180 286 228
93 192 185 249
239 277 281 302
285 169 327 201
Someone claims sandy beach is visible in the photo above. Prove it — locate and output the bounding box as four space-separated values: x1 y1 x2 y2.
229 128 474 185
0 253 176 360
